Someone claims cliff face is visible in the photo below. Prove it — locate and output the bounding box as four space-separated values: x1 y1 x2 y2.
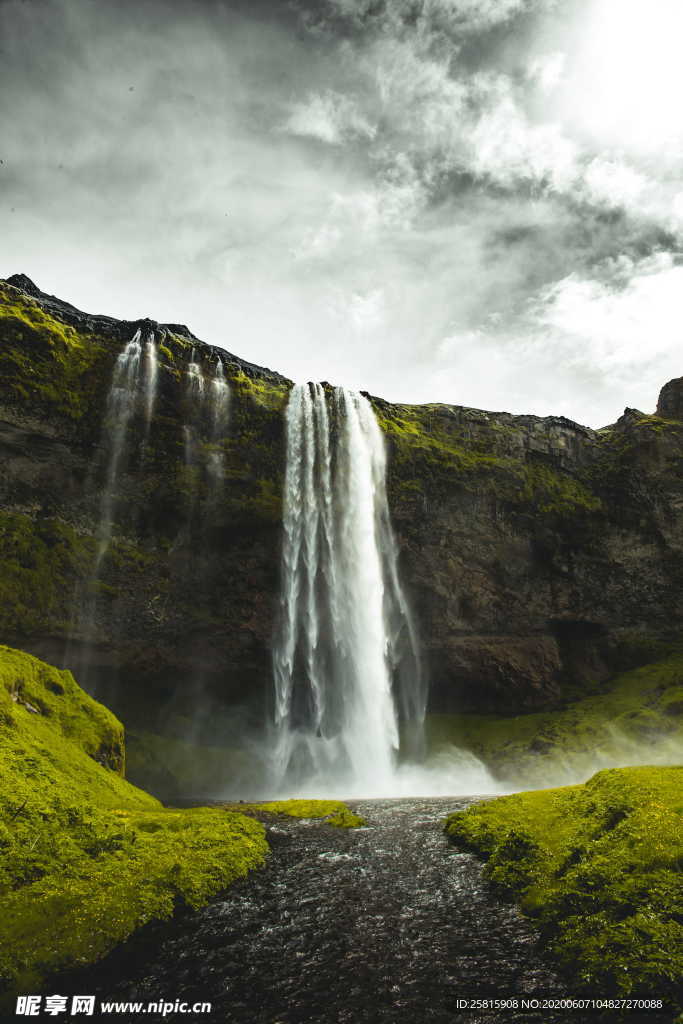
0 275 290 744
378 398 683 713
1 274 682 742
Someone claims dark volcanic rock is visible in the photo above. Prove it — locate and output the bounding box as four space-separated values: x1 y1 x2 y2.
1 274 682 761
657 377 683 422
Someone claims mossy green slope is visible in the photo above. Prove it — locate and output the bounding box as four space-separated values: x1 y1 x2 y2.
426 653 683 787
0 646 268 1001
445 766 683 1010
0 281 108 422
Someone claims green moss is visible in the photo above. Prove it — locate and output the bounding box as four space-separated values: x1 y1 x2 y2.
0 513 94 637
231 368 290 413
374 403 512 476
0 645 125 775
426 654 683 788
630 414 683 434
445 766 683 1008
373 401 604 525
241 799 366 828
165 333 193 354
326 808 367 828
0 283 108 421
0 646 268 1001
519 463 603 517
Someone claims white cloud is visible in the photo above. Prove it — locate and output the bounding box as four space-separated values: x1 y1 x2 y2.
465 76 578 190
527 51 566 92
580 157 648 212
282 90 376 145
531 252 683 380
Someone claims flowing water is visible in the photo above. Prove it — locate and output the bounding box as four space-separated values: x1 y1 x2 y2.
54 797 633 1024
143 335 159 444
184 350 205 473
207 356 230 484
95 330 144 570
271 385 426 797
183 351 231 486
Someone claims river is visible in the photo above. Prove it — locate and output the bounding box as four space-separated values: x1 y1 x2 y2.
56 796 668 1023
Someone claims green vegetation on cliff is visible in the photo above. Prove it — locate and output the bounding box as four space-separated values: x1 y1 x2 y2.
445 767 683 1009
0 283 108 422
374 400 604 523
427 653 683 787
0 512 93 638
0 646 268 1000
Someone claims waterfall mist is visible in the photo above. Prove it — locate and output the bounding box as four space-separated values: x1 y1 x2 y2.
269 383 494 798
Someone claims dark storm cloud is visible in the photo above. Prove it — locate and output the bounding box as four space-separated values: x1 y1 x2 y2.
1 0 681 425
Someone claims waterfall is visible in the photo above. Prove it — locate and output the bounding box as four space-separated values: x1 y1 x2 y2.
271 383 426 796
143 333 159 441
182 352 230 484
95 330 144 570
183 350 204 472
207 357 230 483
187 348 205 399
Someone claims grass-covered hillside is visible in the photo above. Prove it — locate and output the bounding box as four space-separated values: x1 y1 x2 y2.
427 653 683 788
445 766 683 1013
0 645 269 1002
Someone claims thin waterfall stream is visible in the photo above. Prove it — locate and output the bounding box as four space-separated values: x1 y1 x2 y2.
68 328 158 688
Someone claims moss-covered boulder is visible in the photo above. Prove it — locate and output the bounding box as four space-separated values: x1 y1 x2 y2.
0 646 268 1003
445 766 683 1011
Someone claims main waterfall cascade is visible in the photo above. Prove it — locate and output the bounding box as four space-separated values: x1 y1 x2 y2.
271 384 425 796
270 382 495 798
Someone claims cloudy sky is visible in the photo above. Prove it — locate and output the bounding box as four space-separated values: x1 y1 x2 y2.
1 0 682 425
